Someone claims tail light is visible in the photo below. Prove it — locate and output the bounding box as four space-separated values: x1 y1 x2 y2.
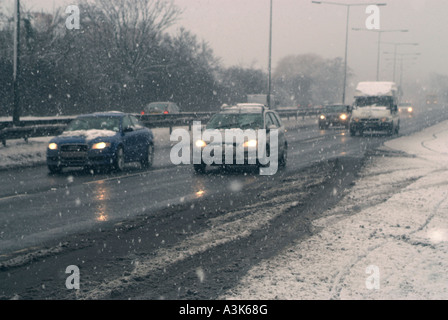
163 111 169 114
141 111 145 115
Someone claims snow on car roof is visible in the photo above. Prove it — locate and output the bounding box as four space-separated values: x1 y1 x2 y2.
355 82 398 97
221 103 266 113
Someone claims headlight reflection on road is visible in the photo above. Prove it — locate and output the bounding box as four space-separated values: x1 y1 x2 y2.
193 178 206 198
93 180 109 222
196 190 205 198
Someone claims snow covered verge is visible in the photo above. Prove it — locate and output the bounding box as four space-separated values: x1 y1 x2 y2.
0 118 316 171
222 120 448 300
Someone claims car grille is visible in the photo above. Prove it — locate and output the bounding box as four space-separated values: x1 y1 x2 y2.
61 144 88 152
60 144 88 160
360 118 380 123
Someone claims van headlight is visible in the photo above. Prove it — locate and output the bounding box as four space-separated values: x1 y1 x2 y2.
319 115 326 120
340 114 348 121
381 117 390 123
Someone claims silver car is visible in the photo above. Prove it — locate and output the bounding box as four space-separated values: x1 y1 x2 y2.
193 103 288 173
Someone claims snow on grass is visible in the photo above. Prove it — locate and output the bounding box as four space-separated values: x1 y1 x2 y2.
0 136 52 170
222 120 448 300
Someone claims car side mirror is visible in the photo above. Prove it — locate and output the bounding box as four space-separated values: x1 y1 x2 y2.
123 126 134 133
266 124 276 132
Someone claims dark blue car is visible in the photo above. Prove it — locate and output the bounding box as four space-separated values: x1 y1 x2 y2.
46 112 154 173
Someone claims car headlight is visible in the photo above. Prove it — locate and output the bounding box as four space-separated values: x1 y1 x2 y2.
353 118 360 123
243 140 258 148
92 142 111 150
340 114 348 121
195 140 207 148
48 143 58 150
319 115 326 120
408 107 413 113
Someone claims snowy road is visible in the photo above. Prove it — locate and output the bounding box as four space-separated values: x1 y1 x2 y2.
223 117 448 300
0 105 447 299
0 117 377 255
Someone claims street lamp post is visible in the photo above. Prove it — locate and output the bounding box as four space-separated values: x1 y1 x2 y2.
267 0 273 109
312 1 387 104
352 28 408 81
13 0 20 125
384 52 420 86
382 42 419 82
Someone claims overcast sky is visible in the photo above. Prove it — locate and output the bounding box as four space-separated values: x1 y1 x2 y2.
5 0 448 87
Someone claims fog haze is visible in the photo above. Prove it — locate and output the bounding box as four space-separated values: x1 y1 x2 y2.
5 0 448 93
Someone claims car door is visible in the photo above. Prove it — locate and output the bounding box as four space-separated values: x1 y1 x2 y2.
272 112 286 152
121 115 139 161
130 115 151 158
264 112 277 156
267 112 285 156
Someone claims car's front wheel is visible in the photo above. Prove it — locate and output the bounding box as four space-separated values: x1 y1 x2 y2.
112 146 125 171
48 165 62 174
193 163 206 174
279 143 287 168
141 144 154 169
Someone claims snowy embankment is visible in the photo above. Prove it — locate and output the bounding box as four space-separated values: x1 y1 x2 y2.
223 120 448 300
0 118 316 171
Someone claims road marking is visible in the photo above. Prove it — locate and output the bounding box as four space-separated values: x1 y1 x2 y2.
82 166 176 185
0 194 26 202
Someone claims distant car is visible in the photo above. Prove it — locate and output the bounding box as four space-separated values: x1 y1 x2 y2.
398 102 414 116
426 94 438 105
318 104 351 129
142 102 180 115
193 103 287 173
46 112 154 173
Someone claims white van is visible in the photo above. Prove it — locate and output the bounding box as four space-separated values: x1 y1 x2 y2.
349 81 400 136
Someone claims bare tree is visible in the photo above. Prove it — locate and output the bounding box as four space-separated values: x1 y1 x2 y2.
80 0 181 80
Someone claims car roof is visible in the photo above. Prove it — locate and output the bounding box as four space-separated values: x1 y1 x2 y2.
220 103 267 114
147 102 175 106
324 104 348 107
78 112 126 118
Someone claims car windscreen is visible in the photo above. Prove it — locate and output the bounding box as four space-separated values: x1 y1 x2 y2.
145 103 169 112
323 105 347 113
355 97 393 108
206 113 264 130
65 116 121 132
